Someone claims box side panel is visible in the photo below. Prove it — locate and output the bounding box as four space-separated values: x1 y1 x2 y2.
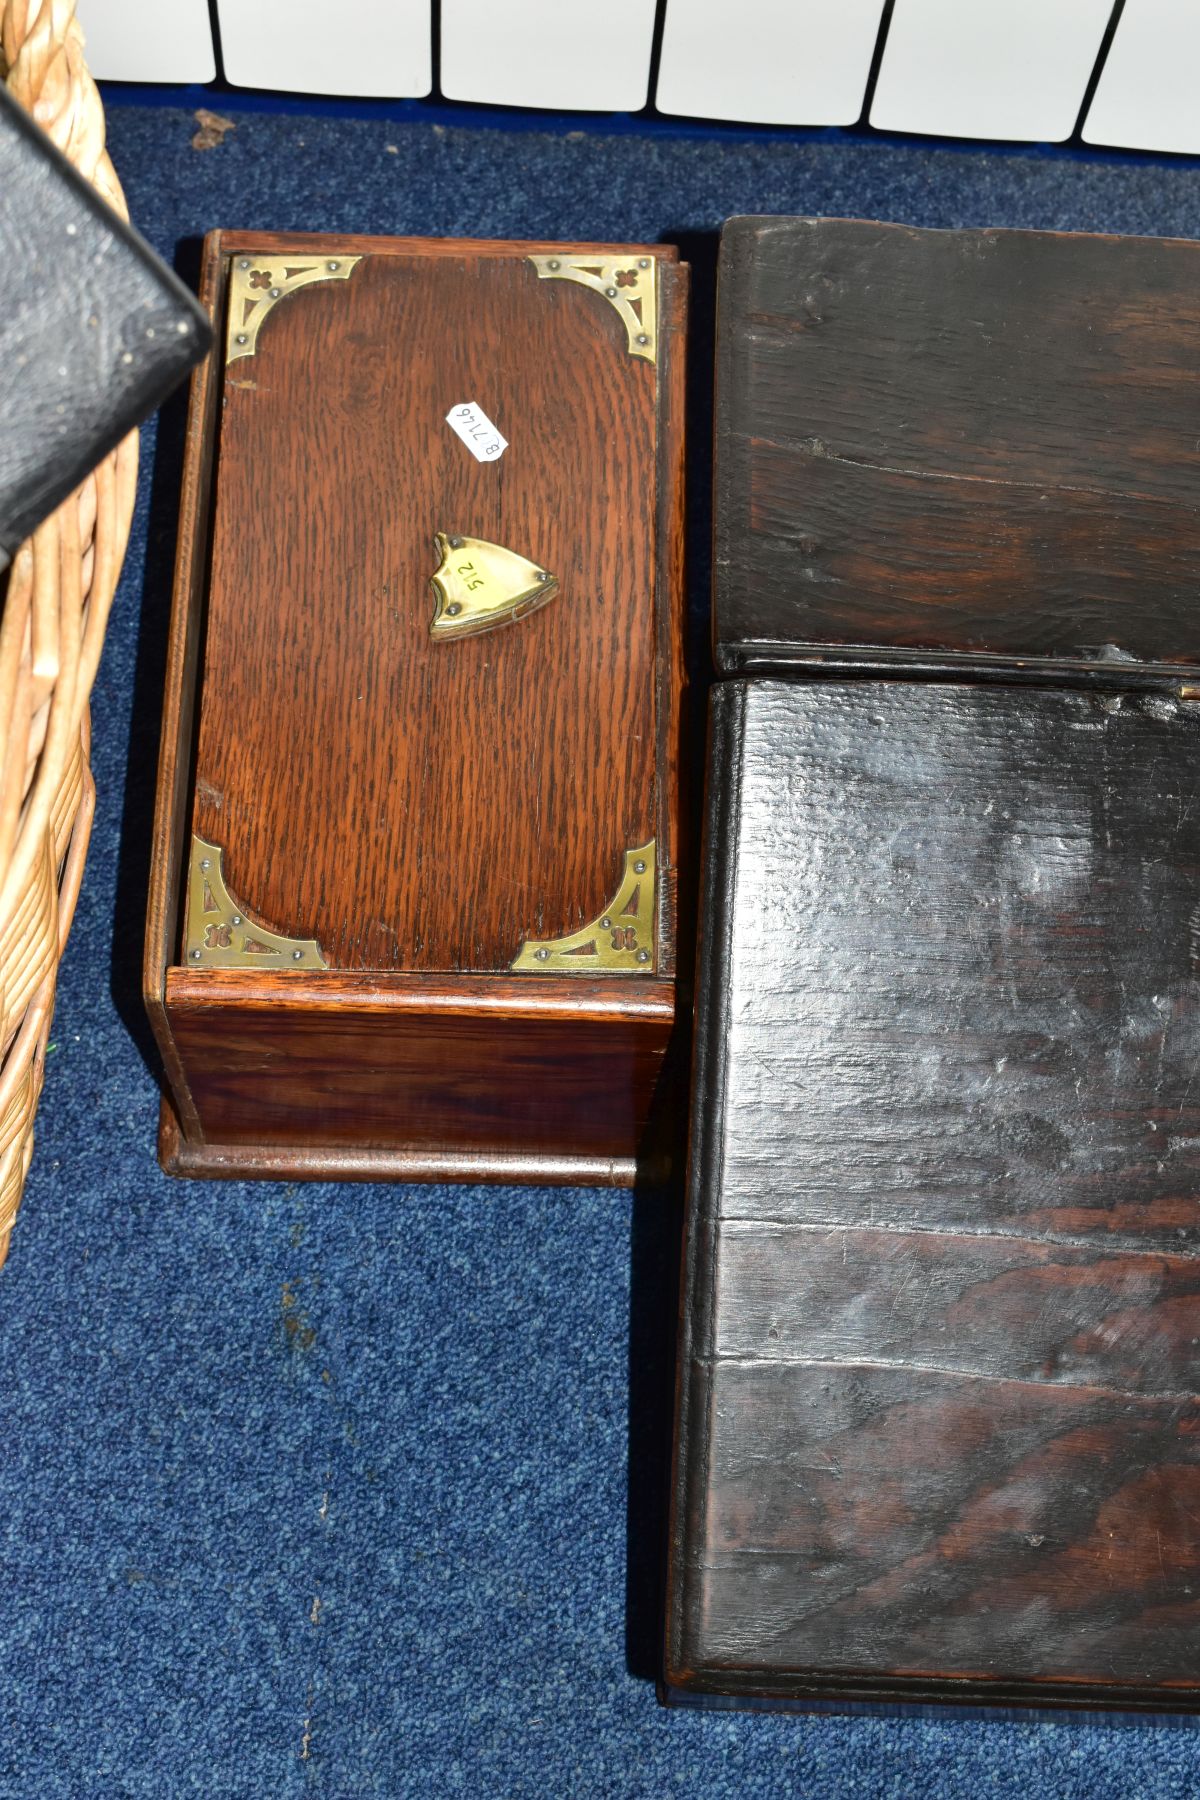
142 232 227 1143
666 683 746 1691
654 261 690 983
217 232 678 262
164 978 676 1166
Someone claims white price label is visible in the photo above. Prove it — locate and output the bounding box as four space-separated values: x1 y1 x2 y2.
445 401 508 463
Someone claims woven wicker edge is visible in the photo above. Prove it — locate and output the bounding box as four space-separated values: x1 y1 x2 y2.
0 0 138 1264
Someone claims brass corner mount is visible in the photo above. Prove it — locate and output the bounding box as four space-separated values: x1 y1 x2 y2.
226 253 362 365
528 254 658 363
512 842 656 974
184 837 326 969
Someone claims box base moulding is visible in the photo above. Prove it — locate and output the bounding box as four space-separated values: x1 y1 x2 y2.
158 1101 652 1187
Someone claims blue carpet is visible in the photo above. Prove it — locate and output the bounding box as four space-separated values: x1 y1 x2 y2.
2 105 1200 1798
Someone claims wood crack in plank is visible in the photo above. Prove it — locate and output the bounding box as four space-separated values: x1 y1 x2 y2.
734 427 1200 515
697 1353 1200 1407
718 1214 1200 1258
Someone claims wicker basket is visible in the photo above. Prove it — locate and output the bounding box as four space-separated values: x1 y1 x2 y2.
0 0 137 1267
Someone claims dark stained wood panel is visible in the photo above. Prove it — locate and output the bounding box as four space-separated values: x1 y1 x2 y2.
668 679 1200 1708
710 684 1200 1253
689 1363 1200 1689
715 217 1200 681
193 246 661 972
745 436 1200 666
714 1224 1200 1394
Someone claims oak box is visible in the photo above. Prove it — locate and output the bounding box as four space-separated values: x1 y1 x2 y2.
144 232 687 1184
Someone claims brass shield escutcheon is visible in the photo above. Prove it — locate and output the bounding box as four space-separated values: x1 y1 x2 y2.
429 534 558 641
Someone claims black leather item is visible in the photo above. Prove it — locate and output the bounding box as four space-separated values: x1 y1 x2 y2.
0 84 210 571
667 677 1200 1712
